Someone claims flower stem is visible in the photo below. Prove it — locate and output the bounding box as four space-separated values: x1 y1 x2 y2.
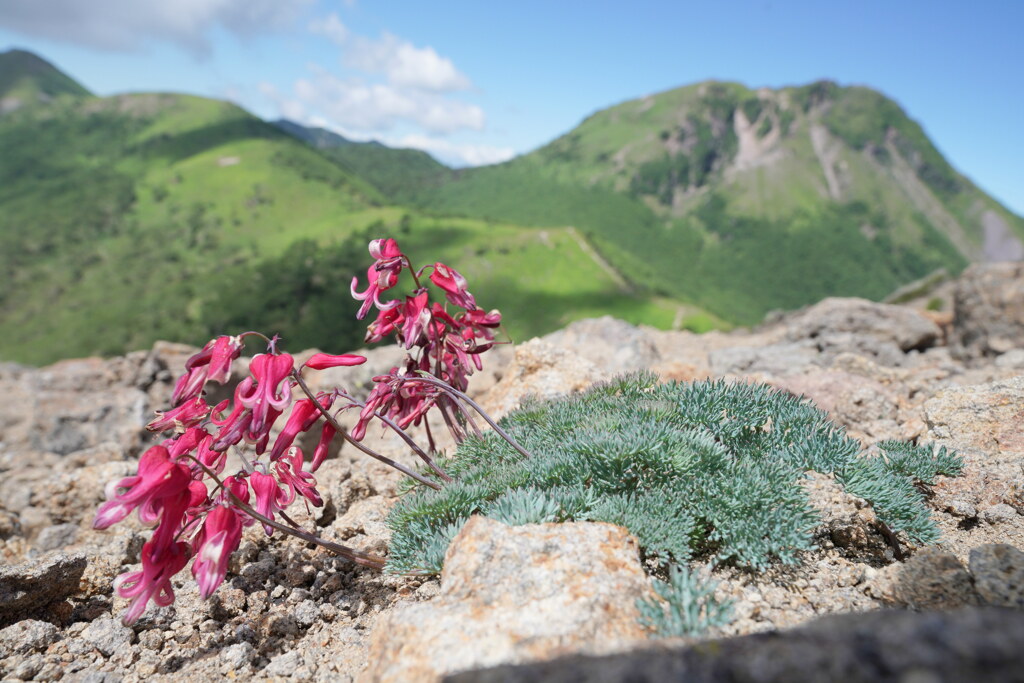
407 374 533 460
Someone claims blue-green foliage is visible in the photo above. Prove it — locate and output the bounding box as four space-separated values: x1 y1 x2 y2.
386 373 962 574
637 564 734 637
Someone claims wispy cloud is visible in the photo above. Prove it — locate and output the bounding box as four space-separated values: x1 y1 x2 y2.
281 65 483 134
308 13 471 92
345 32 471 92
267 11 495 157
0 0 311 56
389 134 516 167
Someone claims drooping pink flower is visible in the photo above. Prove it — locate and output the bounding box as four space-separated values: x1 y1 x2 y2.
459 307 502 338
365 305 404 344
238 353 294 448
94 446 193 530
114 540 191 625
311 421 336 472
303 353 366 370
162 426 208 460
275 447 323 507
171 336 243 406
210 389 252 452
270 392 336 461
351 238 406 319
399 290 431 349
430 263 476 310
250 470 295 535
191 477 248 599
195 431 228 474
147 397 210 433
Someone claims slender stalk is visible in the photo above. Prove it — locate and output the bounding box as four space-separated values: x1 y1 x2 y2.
292 371 442 490
368 406 452 482
407 374 533 460
455 399 484 439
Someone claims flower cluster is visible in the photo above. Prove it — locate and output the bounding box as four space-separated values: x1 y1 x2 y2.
95 238 502 624
352 239 502 441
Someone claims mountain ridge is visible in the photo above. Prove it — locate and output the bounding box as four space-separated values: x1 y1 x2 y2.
0 50 680 365
2 48 1021 363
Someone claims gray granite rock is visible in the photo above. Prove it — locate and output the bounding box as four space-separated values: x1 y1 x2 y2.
363 517 653 682
0 619 59 657
79 615 134 657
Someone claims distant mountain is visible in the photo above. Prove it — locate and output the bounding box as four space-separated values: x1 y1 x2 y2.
400 81 1024 324
0 49 91 110
7 48 1023 364
274 119 449 200
0 51 671 365
273 118 362 148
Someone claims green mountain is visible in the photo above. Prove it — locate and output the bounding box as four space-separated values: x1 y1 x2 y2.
274 119 448 200
0 52 681 365
397 81 1024 324
4 51 1021 365
0 48 91 109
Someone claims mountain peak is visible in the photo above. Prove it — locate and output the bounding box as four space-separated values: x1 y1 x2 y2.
0 48 91 110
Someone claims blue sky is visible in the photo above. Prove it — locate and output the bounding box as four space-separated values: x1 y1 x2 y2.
2 1 1022 215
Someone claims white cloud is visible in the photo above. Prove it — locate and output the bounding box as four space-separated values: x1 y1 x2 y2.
386 134 516 167
308 13 348 47
0 0 310 55
345 32 471 92
258 82 306 122
283 65 483 134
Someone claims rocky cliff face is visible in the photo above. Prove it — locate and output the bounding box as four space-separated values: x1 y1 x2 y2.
1 264 1023 681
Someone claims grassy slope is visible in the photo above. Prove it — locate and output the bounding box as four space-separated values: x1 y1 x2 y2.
0 49 91 100
0 90 689 364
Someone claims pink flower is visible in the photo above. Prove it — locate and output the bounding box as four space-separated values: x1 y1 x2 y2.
275 447 322 507
191 476 248 599
238 353 294 448
171 336 243 406
250 470 294 535
399 290 431 349
351 364 437 440
162 426 208 459
351 238 406 319
304 353 366 370
270 393 336 461
94 446 193 530
365 305 403 344
210 390 252 452
311 422 336 472
147 397 210 433
459 307 502 337
430 263 476 310
195 431 228 474
114 540 191 625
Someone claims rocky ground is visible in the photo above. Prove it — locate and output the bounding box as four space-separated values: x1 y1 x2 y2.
1 263 1023 682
